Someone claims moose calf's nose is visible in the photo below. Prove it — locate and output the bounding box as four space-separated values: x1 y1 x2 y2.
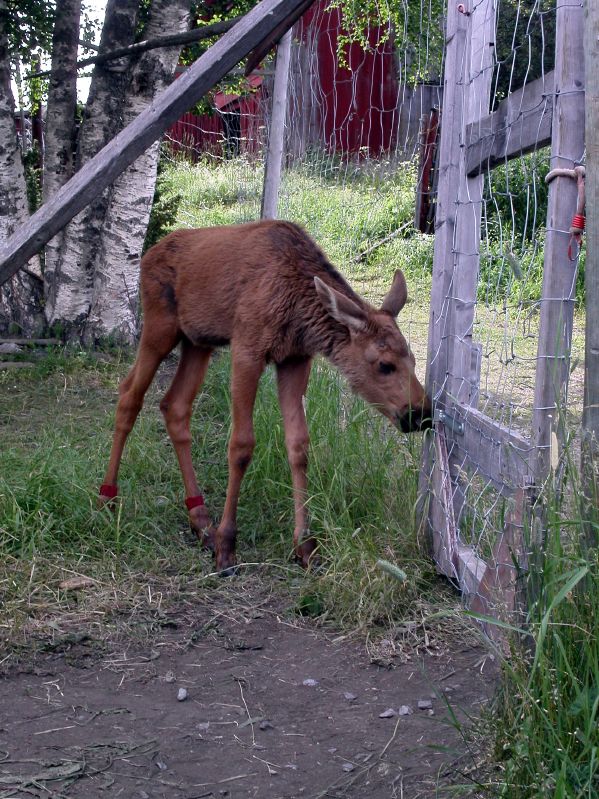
396 403 433 433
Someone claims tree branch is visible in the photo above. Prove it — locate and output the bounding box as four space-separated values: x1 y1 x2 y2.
27 16 243 79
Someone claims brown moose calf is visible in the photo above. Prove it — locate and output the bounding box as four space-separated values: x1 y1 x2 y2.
100 220 431 573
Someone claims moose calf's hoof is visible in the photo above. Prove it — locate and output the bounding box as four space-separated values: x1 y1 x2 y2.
295 536 319 570
188 510 216 553
98 484 118 509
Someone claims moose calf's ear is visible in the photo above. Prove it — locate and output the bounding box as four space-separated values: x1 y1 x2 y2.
314 276 367 333
380 269 408 317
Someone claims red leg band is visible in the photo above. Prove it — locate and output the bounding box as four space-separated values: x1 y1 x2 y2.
185 495 205 511
100 484 118 499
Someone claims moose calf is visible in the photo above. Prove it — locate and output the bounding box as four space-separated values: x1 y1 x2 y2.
100 220 431 572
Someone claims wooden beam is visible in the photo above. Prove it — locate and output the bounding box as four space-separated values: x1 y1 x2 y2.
532 1 585 481
0 0 315 287
465 71 554 177
440 401 535 497
261 29 292 220
582 0 599 543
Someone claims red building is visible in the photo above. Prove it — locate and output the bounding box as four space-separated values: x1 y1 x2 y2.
165 1 417 160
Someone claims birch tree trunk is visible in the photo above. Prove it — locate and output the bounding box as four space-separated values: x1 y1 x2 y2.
45 0 139 335
42 0 81 299
86 0 191 344
0 0 43 335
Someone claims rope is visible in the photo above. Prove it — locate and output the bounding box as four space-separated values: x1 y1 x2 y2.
545 166 586 260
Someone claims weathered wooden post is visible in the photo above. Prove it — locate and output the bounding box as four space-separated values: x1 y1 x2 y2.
532 0 585 481
582 0 599 542
261 28 292 219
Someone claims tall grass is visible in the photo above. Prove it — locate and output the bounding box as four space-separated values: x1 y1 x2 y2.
491 478 599 798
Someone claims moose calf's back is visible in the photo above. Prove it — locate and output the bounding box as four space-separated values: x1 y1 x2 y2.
141 220 353 360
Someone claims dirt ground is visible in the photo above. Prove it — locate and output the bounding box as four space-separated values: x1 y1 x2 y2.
0 577 497 799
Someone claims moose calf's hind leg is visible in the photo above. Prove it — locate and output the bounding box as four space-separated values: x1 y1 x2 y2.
101 345 171 502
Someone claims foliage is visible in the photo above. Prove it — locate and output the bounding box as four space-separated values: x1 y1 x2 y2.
493 0 556 103
327 0 445 81
22 145 42 214
143 152 182 253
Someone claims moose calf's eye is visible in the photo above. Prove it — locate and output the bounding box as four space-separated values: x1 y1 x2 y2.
378 362 396 375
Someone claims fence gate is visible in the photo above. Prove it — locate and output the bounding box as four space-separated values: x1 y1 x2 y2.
421 0 586 634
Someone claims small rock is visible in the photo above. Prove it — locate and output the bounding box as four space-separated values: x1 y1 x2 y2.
0 343 22 354
155 496 168 507
259 719 274 731
379 708 396 718
398 705 413 716
427 709 435 716
177 687 188 702
164 670 176 683
417 699 433 710
341 762 355 773
343 692 358 702
155 759 167 771
302 678 319 687
197 722 210 732
327 747 337 754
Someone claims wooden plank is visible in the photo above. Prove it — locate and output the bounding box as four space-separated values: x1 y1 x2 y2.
430 423 459 581
465 71 554 177
456 544 487 597
582 0 599 544
469 485 530 643
532 0 585 481
418 1 469 527
261 28 292 219
0 0 315 287
445 0 495 410
440 402 535 496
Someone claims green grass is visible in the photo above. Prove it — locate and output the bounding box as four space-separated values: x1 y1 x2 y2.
491 493 599 798
0 348 435 634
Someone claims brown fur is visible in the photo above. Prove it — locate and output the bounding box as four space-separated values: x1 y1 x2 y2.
101 220 431 572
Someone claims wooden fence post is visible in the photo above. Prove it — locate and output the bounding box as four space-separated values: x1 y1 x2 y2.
532 0 585 482
261 29 292 220
582 0 599 543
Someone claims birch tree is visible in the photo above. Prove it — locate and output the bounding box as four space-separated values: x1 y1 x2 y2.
45 0 140 332
0 0 43 335
42 0 80 298
86 0 191 344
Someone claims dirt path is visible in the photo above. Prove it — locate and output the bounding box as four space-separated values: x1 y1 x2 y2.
0 578 496 799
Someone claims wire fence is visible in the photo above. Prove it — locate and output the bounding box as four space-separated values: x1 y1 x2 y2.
161 0 586 629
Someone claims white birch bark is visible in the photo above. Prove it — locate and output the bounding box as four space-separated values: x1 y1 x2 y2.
86 0 190 344
42 0 81 298
0 0 43 335
46 0 139 335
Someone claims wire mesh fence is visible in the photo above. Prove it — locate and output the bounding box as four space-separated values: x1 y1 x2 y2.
161 0 587 630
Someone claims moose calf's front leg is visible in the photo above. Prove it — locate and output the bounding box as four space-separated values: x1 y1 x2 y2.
216 352 263 574
277 358 316 567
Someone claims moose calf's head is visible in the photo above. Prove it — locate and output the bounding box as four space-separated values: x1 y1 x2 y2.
314 270 432 433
